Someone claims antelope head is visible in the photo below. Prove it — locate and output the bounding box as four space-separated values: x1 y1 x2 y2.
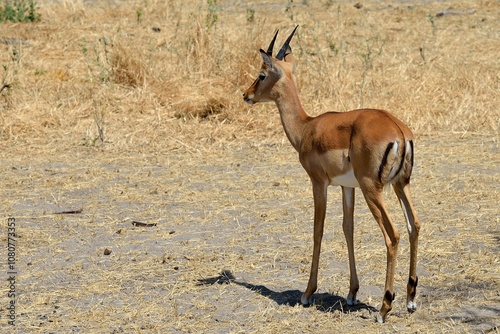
243 26 298 105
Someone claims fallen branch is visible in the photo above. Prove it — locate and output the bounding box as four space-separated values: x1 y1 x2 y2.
131 221 157 227
0 83 11 93
54 209 83 214
436 9 476 17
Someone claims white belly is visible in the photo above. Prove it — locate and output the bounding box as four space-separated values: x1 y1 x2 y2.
330 169 360 188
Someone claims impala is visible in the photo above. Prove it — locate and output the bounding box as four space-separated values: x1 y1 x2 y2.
243 26 421 323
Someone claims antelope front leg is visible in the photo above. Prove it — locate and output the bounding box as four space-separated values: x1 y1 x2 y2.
301 180 328 305
342 187 359 306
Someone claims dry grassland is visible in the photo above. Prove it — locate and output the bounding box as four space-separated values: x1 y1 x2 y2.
0 0 499 332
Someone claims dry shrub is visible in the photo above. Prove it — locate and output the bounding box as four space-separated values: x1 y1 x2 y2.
109 43 146 88
150 79 181 108
174 96 229 120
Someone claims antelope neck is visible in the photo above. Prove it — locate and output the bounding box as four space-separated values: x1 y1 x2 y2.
274 80 310 152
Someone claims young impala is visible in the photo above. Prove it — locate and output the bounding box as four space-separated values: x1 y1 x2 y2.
243 26 421 323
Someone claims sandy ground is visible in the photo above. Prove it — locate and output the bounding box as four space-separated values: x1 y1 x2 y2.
1 133 498 333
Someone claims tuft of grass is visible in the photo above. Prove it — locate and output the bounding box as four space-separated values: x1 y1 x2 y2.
81 37 112 84
136 6 142 24
82 38 147 88
357 35 385 107
428 14 436 35
246 7 255 23
0 0 40 22
205 0 219 31
82 96 106 146
174 96 229 120
109 44 147 88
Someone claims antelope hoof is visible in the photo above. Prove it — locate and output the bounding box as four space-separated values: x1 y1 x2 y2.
376 312 386 324
346 293 358 306
300 293 313 306
407 301 417 313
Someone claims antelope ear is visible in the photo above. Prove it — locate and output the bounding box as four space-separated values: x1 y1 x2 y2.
284 50 296 73
259 49 274 69
284 49 294 64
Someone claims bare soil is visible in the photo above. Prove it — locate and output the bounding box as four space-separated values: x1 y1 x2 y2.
2 132 498 333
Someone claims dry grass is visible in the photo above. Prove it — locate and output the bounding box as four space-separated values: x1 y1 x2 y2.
0 0 497 150
0 0 498 332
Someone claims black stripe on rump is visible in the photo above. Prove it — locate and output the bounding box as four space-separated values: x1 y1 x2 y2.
409 140 414 171
390 140 405 183
378 142 394 182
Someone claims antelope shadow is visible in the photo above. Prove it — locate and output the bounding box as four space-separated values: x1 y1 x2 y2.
197 270 377 315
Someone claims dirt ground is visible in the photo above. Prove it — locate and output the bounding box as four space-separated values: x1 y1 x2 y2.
1 0 499 333
2 132 498 333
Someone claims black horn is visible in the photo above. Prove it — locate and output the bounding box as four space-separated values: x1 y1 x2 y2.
276 25 298 60
267 30 279 56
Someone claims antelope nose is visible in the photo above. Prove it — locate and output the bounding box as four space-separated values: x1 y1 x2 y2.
243 92 254 104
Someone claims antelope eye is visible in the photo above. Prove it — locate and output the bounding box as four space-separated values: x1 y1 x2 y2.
258 72 266 81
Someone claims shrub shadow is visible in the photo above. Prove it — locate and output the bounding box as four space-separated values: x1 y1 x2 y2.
197 270 377 315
